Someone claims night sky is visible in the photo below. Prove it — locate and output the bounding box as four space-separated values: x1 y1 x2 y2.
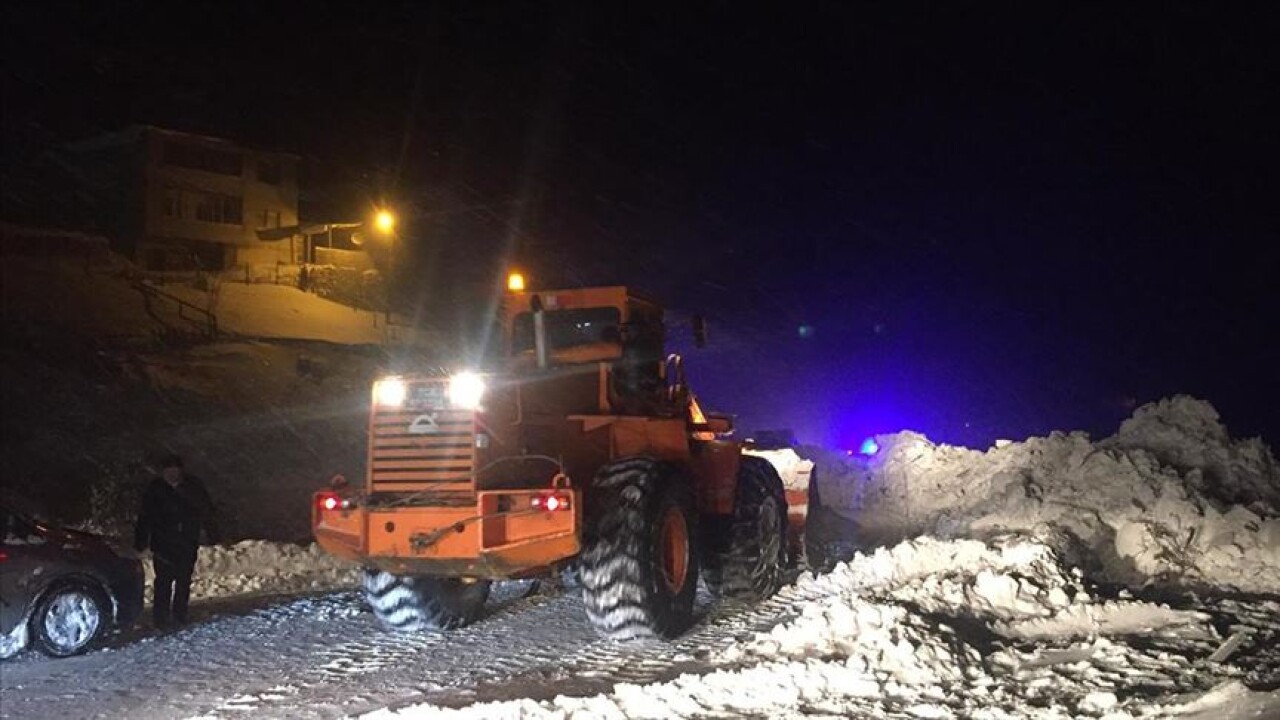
4 2 1277 447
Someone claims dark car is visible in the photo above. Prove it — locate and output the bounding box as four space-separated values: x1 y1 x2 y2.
1 504 144 658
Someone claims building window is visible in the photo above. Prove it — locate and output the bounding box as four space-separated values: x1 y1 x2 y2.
162 186 183 218
162 140 243 176
260 209 281 228
193 192 243 225
257 158 282 185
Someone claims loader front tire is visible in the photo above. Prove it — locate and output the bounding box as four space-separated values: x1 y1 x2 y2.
581 457 698 640
362 571 490 631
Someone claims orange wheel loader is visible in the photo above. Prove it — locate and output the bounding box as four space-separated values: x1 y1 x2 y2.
313 280 809 640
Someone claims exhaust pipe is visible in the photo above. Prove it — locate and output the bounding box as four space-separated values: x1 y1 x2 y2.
531 295 549 369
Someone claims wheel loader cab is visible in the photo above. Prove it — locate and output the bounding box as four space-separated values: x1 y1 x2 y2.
502 286 664 371
502 286 669 413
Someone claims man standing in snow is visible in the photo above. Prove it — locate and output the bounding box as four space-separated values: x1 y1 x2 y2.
134 453 218 627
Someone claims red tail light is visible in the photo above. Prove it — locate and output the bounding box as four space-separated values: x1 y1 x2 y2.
530 494 571 511
317 493 355 511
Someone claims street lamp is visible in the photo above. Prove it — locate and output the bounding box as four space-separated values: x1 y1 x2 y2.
370 208 397 325
374 209 396 234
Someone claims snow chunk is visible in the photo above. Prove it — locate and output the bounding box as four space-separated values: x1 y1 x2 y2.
1078 691 1118 714
0 622 29 660
1160 681 1280 719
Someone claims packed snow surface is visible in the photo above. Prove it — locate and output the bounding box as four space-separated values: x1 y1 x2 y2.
6 533 1275 719
0 540 357 659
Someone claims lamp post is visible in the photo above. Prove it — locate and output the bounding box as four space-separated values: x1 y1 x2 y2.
372 208 397 324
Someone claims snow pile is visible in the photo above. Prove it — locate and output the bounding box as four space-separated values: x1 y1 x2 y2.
809 397 1280 593
715 536 1222 715
1105 397 1280 510
780 536 1213 643
144 541 359 601
367 535 1278 719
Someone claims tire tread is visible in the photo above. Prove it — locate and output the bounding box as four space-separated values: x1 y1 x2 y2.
362 571 489 631
581 457 698 641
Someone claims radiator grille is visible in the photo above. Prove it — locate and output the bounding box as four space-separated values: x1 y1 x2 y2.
369 383 475 492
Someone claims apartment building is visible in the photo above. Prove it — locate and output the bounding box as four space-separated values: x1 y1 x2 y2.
66 126 300 270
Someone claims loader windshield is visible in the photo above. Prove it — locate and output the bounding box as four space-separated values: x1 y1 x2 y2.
511 307 621 354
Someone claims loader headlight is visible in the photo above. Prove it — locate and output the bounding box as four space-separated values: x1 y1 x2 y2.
448 372 486 411
375 377 407 407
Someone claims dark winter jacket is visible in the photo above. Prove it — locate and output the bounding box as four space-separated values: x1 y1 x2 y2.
134 476 218 565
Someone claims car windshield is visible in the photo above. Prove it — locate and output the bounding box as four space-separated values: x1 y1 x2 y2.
511 307 621 354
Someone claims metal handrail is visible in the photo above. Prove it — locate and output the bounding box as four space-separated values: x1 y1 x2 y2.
134 282 219 338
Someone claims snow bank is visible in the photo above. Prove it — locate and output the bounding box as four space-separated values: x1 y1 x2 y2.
144 540 359 601
367 535 1279 719
809 397 1280 593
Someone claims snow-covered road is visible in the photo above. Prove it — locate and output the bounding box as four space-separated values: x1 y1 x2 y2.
4 557 1278 720
0 582 817 719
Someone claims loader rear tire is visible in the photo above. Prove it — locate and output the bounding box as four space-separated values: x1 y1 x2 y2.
362 571 490 631
704 455 787 600
803 465 837 574
581 457 698 641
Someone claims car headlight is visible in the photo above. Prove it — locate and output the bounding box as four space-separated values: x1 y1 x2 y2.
448 372 486 410
375 377 407 407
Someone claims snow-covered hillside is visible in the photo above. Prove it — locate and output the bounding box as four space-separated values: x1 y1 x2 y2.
164 282 434 346
0 254 403 541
